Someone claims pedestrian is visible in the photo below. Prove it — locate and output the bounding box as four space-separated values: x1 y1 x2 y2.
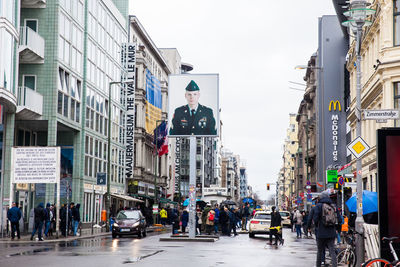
213 204 220 234
205 207 215 235
50 204 56 236
294 210 303 238
196 207 202 235
181 209 189 233
311 191 342 267
229 208 237 236
44 203 52 237
72 203 81 236
7 202 21 240
219 206 229 235
235 207 242 229
31 203 46 241
242 204 250 230
160 207 167 226
290 210 295 232
68 202 74 235
171 209 179 235
302 211 309 238
269 206 284 245
201 204 212 233
60 204 67 237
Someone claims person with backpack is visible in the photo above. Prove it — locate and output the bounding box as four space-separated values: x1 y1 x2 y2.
205 207 215 235
269 206 284 245
312 191 342 267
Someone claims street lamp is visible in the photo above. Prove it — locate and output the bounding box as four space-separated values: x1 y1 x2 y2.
105 79 133 231
342 1 376 266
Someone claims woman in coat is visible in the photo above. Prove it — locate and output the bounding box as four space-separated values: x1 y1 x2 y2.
294 210 303 238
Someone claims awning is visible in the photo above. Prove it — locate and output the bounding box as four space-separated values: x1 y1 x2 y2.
110 193 144 203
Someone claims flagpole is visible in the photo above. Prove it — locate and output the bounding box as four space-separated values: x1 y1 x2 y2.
154 120 167 211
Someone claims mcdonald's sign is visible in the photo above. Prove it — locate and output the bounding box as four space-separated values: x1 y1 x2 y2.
329 100 341 111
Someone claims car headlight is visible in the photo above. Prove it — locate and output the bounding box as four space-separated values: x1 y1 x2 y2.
133 222 140 227
113 223 119 227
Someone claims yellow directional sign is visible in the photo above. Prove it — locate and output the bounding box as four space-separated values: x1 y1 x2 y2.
347 136 370 159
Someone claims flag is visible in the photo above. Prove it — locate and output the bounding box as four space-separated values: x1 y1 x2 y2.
153 121 168 156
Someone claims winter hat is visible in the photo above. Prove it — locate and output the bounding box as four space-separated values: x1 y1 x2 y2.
321 191 330 199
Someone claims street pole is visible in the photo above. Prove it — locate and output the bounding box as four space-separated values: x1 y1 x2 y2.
188 136 196 238
355 21 365 266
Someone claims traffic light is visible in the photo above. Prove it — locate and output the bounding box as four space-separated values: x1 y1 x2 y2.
267 184 270 190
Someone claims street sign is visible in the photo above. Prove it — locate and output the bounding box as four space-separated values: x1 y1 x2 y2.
306 180 311 186
347 136 370 159
344 182 357 188
306 185 311 190
326 169 338 183
97 172 107 185
338 176 344 186
363 109 399 120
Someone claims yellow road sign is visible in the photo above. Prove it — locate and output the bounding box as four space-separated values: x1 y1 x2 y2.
347 136 370 159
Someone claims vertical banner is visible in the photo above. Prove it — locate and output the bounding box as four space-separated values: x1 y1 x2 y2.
145 69 162 133
121 43 136 180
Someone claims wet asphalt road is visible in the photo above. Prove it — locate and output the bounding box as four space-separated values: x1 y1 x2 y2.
0 228 318 267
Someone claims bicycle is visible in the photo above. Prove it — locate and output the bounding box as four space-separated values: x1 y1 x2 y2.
337 230 357 267
362 237 400 267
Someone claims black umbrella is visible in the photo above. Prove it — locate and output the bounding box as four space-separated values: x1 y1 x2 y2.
221 200 236 206
196 200 207 208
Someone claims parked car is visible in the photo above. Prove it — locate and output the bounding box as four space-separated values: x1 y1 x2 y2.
112 210 147 238
279 211 291 227
249 211 271 238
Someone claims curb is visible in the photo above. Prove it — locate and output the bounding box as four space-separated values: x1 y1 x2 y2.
159 237 216 242
0 232 110 244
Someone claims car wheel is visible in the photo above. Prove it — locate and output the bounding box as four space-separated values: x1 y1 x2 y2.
249 233 255 238
142 229 147 237
112 233 117 238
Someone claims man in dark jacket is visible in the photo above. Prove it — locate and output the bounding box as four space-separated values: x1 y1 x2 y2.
269 206 283 245
229 208 238 236
44 203 51 237
219 206 229 235
7 202 22 240
72 203 81 236
60 204 67 237
312 191 342 267
242 204 250 230
31 203 46 241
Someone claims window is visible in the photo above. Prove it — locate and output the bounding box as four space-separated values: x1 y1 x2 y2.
25 19 38 32
395 0 400 46
394 82 400 126
23 75 36 91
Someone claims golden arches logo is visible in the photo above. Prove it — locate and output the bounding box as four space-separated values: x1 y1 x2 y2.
329 100 341 111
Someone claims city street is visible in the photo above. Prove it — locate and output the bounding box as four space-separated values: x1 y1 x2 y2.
0 229 319 267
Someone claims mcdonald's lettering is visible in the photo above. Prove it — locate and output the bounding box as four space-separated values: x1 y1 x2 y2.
329 100 341 111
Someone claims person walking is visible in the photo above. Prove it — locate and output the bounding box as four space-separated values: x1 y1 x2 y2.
196 207 202 235
7 202 22 240
229 208 238 236
31 203 46 241
269 206 284 245
302 211 309 238
213 204 220 234
160 207 167 226
235 207 242 229
294 210 303 238
71 203 80 236
44 203 52 237
311 191 342 267
205 208 215 235
181 209 189 233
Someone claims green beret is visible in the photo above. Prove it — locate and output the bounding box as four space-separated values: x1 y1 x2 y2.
185 80 200 91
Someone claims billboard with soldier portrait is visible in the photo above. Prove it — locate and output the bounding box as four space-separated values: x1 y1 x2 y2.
168 74 219 137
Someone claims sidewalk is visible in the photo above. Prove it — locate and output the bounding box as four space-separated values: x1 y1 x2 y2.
0 224 170 244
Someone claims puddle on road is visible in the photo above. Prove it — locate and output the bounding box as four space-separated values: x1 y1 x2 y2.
6 247 51 257
122 250 163 264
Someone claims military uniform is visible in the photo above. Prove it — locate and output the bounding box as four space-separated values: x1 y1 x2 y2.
170 104 216 135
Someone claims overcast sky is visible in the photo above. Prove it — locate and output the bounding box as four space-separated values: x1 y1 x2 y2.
129 1 336 200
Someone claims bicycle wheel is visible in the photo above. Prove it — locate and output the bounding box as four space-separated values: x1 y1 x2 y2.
362 258 392 267
337 248 356 267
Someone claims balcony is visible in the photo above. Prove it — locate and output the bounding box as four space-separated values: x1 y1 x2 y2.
16 87 43 120
21 0 46 8
19 26 45 64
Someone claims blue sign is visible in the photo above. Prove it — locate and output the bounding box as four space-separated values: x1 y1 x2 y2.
338 176 344 186
97 172 106 185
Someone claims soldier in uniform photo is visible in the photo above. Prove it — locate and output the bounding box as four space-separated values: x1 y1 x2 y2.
169 80 217 135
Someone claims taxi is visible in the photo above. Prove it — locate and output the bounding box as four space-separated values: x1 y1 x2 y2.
248 211 271 238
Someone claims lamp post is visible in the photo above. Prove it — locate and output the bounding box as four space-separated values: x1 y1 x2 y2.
342 1 375 266
106 80 133 231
